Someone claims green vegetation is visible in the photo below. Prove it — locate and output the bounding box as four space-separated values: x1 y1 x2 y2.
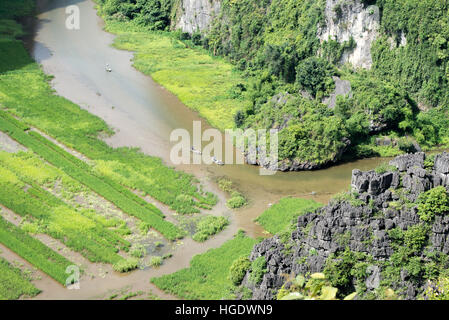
228 257 251 285
0 26 216 216
375 162 398 174
255 197 323 234
0 257 40 300
112 258 139 273
151 231 257 299
423 278 449 300
0 0 34 20
0 216 73 284
247 256 267 285
192 215 229 242
0 112 184 241
417 186 449 222
217 178 247 209
149 256 163 267
103 21 249 130
372 0 449 109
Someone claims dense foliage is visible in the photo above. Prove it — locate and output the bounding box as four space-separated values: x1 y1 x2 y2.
228 256 251 285
97 0 174 30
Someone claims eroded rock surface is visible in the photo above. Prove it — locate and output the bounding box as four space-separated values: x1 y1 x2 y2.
173 0 221 33
318 0 380 69
242 152 449 300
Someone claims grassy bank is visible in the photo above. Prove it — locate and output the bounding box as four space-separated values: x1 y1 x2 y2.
101 19 250 131
255 197 323 234
0 257 40 300
0 1 231 295
151 231 257 299
0 216 74 285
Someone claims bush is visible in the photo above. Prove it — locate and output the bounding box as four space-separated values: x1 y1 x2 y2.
403 225 428 254
226 193 247 209
417 186 449 222
228 257 251 285
296 57 334 98
192 216 229 242
423 278 449 300
375 162 398 174
149 256 163 267
113 258 138 273
130 245 145 258
248 256 267 284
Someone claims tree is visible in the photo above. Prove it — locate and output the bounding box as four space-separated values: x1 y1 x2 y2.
296 57 333 98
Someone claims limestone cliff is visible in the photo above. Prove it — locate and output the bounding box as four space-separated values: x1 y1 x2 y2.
172 0 221 33
318 0 381 69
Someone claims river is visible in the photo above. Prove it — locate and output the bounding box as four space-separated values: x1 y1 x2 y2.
24 0 386 299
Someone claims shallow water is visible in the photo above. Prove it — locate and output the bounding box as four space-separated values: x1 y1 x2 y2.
23 0 388 299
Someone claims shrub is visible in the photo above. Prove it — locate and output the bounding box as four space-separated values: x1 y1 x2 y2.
228 257 251 285
113 258 138 273
296 57 334 98
226 193 247 209
149 256 163 267
417 186 449 222
192 216 229 242
403 225 428 254
375 162 398 174
248 256 267 284
130 245 146 258
423 278 449 300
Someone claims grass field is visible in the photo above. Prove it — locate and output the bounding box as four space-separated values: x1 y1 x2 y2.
0 216 74 285
0 257 40 300
255 197 323 234
151 231 257 299
103 20 250 131
0 38 216 215
0 112 185 241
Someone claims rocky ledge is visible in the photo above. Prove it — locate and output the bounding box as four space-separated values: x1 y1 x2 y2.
241 152 449 300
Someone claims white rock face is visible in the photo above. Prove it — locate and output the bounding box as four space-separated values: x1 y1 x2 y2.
174 0 221 34
318 0 380 69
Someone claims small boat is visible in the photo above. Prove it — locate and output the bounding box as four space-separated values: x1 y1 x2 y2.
212 156 224 166
105 63 112 72
190 146 202 155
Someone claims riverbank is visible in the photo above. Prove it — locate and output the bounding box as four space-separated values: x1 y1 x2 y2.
102 19 250 131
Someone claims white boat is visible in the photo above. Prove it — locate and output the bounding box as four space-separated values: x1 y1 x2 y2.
190 147 202 155
212 156 224 166
105 63 112 72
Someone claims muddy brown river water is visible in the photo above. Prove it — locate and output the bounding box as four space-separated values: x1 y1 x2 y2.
24 0 387 299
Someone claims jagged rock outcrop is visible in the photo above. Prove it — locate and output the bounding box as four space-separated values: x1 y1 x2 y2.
172 0 221 33
318 0 380 69
243 152 449 300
